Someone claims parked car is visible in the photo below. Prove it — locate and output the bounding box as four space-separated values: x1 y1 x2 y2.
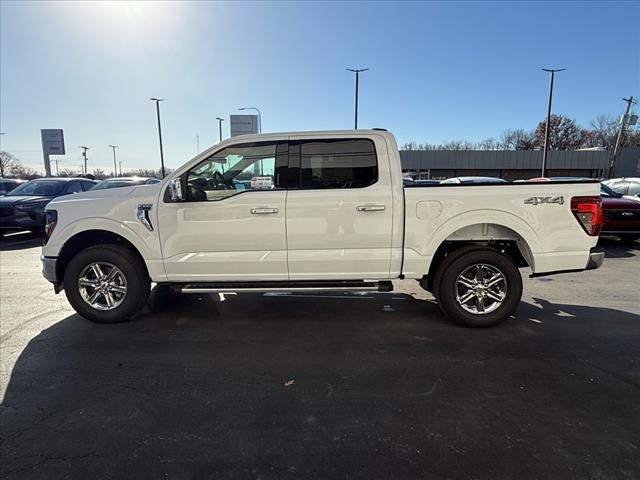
440 176 507 184
0 178 26 196
600 183 640 243
526 177 594 182
91 177 161 190
402 177 440 186
602 177 640 199
42 130 603 327
0 177 96 233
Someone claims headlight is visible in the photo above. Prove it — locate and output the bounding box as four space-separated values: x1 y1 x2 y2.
44 210 58 244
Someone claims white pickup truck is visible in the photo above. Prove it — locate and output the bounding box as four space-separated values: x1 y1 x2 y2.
41 130 604 327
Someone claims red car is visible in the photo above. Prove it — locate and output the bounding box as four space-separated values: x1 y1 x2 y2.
600 183 640 243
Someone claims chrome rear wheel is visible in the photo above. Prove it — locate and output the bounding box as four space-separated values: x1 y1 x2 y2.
455 263 507 315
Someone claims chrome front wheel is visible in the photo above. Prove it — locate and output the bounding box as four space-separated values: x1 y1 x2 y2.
78 262 128 311
455 263 507 315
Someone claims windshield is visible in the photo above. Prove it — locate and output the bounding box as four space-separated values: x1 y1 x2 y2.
6 180 67 196
600 183 622 198
92 180 143 190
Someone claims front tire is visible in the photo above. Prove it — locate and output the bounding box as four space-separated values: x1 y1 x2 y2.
63 244 150 323
433 247 522 327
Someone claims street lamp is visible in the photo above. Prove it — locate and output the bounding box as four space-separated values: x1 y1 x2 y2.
347 68 368 129
540 68 565 177
238 107 262 133
150 98 166 178
109 145 119 178
216 117 224 142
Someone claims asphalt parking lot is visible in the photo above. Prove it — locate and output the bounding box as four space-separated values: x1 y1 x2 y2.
1 232 639 480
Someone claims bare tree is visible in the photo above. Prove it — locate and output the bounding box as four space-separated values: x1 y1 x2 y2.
127 168 171 178
7 163 40 179
0 151 18 177
476 138 499 150
91 168 108 180
440 140 475 151
587 114 618 148
498 129 536 150
400 141 418 151
58 168 80 177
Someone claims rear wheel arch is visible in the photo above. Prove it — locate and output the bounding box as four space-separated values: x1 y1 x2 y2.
421 223 533 293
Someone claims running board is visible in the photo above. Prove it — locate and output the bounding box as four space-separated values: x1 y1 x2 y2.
179 280 393 294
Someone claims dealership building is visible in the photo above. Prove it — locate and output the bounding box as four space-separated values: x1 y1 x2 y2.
399 147 640 180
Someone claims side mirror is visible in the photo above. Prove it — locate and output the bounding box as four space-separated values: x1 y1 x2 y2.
169 178 184 201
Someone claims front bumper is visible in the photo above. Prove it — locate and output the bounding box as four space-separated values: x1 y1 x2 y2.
0 210 46 231
41 255 61 292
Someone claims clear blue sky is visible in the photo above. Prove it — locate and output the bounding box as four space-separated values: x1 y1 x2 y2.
1 1 638 173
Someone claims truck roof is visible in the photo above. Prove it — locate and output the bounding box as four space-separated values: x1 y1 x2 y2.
215 129 391 143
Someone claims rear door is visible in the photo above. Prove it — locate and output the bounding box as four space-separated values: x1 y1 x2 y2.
285 136 394 280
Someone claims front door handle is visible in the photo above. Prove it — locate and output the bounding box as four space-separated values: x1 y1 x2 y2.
251 207 279 214
356 205 385 212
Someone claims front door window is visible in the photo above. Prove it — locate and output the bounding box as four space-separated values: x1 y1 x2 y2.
185 142 287 202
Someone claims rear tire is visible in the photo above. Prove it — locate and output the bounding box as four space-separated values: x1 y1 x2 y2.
63 244 150 323
433 247 522 327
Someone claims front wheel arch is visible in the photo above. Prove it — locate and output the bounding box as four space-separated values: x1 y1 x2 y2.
56 230 149 288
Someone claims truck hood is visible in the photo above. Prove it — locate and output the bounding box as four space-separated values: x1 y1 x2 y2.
602 196 640 210
47 184 161 207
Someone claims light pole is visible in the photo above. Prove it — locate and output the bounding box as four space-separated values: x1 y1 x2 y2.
196 134 200 154
541 68 565 177
150 98 166 178
216 117 224 142
347 68 368 129
79 146 89 175
608 96 637 178
0 133 5 176
238 107 262 133
109 144 119 177
119 160 123 176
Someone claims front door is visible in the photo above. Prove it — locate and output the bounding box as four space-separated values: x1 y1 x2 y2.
157 141 289 282
285 136 394 280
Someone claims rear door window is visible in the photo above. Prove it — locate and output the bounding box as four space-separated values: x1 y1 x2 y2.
295 139 378 189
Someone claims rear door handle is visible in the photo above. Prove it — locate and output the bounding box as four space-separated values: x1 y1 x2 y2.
356 205 385 212
251 207 279 214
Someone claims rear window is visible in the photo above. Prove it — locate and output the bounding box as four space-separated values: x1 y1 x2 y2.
298 139 378 189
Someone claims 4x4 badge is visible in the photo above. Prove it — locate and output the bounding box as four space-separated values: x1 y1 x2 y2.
524 196 564 205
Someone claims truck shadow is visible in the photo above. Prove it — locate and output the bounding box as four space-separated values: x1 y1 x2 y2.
598 236 640 258
0 231 44 251
2 289 639 479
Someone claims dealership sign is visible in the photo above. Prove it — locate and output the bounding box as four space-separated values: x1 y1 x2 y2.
41 129 65 155
230 115 259 137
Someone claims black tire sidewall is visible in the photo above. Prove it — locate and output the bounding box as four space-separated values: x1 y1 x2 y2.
437 249 522 327
64 245 149 323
